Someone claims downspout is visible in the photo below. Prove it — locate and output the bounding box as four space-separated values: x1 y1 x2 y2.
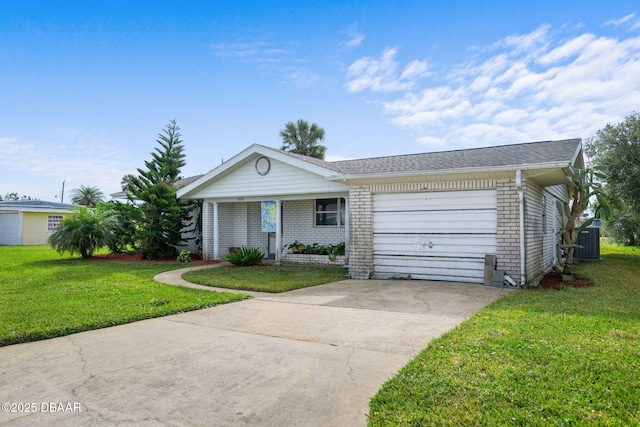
516 170 526 286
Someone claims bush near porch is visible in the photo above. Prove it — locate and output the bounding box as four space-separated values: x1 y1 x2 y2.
286 241 345 256
368 243 640 426
284 241 346 266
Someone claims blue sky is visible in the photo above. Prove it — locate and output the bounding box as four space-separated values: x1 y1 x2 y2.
2 0 639 201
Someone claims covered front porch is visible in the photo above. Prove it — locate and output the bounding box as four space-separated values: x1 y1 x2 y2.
201 195 349 264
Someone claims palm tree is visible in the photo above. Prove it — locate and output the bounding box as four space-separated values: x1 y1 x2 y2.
48 205 119 259
279 119 327 159
70 185 104 207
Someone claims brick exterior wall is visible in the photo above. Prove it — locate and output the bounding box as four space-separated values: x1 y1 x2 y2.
348 186 374 279
496 178 522 283
281 199 345 247
201 177 557 285
214 202 268 255
208 199 347 259
495 178 556 285
282 253 347 266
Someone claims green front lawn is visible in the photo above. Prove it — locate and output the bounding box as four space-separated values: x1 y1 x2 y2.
183 264 348 292
0 246 250 346
368 243 640 426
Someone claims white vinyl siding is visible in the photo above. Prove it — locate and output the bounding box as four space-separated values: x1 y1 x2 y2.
187 157 348 200
372 190 497 283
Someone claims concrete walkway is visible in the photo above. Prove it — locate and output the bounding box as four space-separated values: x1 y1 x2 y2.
0 266 513 426
153 262 273 297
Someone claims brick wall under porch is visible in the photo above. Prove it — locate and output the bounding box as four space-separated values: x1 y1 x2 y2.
282 253 347 267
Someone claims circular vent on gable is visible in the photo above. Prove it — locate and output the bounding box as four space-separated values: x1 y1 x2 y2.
255 156 271 175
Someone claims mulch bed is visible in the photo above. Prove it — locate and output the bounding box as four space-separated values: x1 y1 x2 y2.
535 271 594 290
89 252 220 265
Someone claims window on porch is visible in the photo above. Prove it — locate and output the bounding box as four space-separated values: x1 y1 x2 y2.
315 198 345 226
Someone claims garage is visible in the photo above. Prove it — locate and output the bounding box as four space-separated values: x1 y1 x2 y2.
372 189 497 283
0 212 21 245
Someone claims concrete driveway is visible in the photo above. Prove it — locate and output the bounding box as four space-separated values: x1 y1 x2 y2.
0 278 512 427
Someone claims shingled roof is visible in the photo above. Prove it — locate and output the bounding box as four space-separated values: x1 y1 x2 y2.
178 139 582 198
275 138 581 175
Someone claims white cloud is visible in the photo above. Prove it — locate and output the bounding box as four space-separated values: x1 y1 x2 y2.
211 39 322 90
0 132 137 201
605 13 636 27
346 47 428 93
537 34 596 66
401 60 430 79
415 135 447 148
210 41 291 61
345 24 640 149
344 31 365 49
605 13 640 32
495 25 550 57
282 67 319 89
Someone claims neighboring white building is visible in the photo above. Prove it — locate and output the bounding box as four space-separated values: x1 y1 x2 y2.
177 139 582 286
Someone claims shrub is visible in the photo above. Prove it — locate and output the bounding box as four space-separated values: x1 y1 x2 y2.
100 200 141 253
177 249 191 263
48 205 119 259
287 241 307 254
225 246 264 266
286 241 345 257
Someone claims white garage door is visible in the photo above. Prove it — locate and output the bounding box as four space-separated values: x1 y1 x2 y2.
373 190 497 283
0 212 21 245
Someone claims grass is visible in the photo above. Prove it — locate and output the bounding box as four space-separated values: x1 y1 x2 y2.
368 243 640 426
182 264 348 292
0 246 250 347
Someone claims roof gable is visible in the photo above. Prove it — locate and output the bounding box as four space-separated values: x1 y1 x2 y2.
177 144 345 199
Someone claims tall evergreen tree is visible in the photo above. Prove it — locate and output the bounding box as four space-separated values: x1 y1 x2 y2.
126 120 187 259
279 119 327 159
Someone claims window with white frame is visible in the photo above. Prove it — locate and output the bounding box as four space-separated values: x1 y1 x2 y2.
315 198 345 226
47 215 64 232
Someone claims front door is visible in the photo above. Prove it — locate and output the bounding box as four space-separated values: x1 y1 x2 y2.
267 232 276 259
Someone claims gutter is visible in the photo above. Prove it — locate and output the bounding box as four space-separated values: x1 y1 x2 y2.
327 161 572 182
516 170 526 286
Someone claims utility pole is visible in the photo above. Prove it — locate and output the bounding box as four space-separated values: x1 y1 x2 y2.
61 180 65 203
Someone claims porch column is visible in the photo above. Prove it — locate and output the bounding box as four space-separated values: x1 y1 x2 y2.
202 202 213 260
275 199 282 263
213 201 220 260
344 197 350 262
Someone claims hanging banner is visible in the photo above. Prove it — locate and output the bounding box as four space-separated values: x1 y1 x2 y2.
261 201 277 232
